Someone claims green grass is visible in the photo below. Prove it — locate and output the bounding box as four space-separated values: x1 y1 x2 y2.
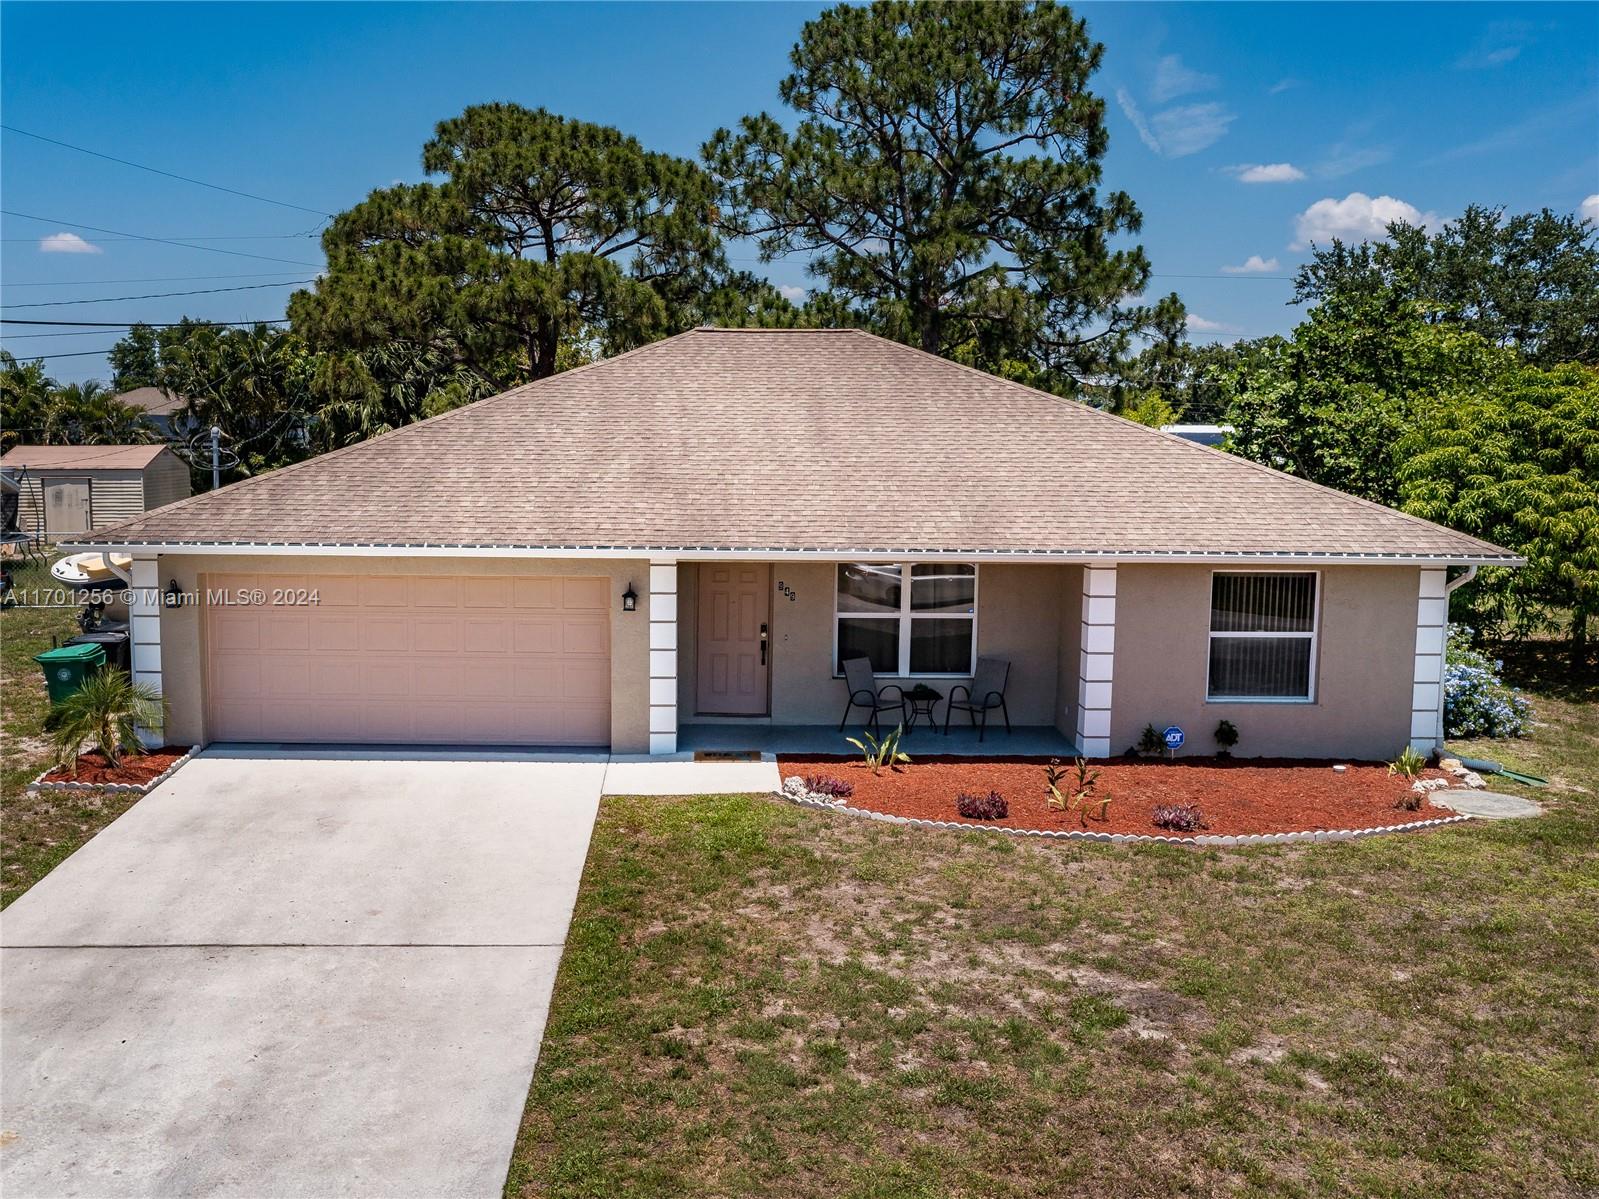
0 589 141 908
508 657 1598 1198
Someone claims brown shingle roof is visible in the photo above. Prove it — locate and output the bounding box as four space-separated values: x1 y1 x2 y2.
82 328 1514 561
2 444 171 471
113 387 188 417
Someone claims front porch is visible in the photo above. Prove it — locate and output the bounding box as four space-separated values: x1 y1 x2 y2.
680 722 1080 759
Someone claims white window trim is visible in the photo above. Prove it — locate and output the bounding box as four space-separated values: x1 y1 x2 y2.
833 562 980 679
1205 569 1321 704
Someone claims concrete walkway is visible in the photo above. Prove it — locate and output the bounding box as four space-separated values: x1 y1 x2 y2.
1433 789 1544 819
0 750 604 1199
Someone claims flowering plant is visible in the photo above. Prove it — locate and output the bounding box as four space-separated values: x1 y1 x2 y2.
1443 626 1531 739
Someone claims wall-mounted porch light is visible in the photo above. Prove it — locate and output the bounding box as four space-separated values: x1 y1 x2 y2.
622 582 638 612
163 579 187 609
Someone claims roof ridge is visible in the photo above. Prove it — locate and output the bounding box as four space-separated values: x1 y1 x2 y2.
850 328 1504 554
81 330 707 542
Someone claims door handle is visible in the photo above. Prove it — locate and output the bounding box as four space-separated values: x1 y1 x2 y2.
760 623 769 666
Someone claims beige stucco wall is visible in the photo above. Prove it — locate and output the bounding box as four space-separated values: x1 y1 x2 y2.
156 554 652 751
677 561 1076 727
1111 564 1419 760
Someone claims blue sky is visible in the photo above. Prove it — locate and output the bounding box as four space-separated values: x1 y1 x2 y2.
4 1 1596 383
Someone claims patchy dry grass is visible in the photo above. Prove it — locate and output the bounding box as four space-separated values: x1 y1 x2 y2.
1 598 140 909
509 663 1597 1198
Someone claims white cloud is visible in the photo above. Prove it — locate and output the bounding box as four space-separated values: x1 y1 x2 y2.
1455 21 1533 70
1220 255 1281 275
1151 54 1217 103
1117 88 1233 158
1581 195 1599 224
1291 193 1438 249
1186 314 1241 334
1115 88 1161 155
777 284 806 303
1150 102 1235 157
1229 162 1306 184
39 231 102 254
1268 77 1301 95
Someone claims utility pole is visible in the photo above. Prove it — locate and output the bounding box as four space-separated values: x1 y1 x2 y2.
210 426 222 492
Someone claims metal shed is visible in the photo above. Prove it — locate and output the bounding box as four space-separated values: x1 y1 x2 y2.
0 445 191 540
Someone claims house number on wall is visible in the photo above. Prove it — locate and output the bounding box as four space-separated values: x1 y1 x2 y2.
776 581 796 602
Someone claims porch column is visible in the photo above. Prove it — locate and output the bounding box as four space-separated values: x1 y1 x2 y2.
127 555 164 747
1411 568 1448 755
648 559 679 754
1076 565 1116 758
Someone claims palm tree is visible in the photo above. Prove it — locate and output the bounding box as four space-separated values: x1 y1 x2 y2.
42 382 156 446
50 670 166 776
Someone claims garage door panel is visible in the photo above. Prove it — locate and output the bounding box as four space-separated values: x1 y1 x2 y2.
315 577 362 607
564 661 610 702
412 618 462 653
513 578 560 610
207 573 610 746
563 577 609 609
562 616 607 655
511 618 562 655
360 618 410 652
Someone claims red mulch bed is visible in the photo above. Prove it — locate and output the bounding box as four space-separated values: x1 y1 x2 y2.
40 746 191 788
779 755 1457 837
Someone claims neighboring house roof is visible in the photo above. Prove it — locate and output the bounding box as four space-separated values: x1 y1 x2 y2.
80 328 1515 562
114 387 189 418
2 444 172 471
1161 424 1232 447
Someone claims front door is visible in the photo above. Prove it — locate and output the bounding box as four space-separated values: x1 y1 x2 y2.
696 564 770 715
44 480 91 536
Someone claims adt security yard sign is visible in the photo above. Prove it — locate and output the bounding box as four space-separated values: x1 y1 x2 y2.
1163 725 1186 752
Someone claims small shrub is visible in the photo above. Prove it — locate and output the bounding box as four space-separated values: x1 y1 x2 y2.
1443 626 1531 738
1387 745 1427 781
956 790 1008 820
1395 788 1425 812
1044 757 1111 824
1137 723 1163 755
845 724 911 774
1152 803 1207 832
1214 719 1239 756
803 774 854 799
50 669 165 777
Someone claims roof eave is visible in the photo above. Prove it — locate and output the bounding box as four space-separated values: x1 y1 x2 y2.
59 539 1525 568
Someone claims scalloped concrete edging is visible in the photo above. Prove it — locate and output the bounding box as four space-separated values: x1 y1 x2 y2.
776 791 1475 846
27 746 198 796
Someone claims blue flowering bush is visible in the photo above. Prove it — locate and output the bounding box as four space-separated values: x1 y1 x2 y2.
1443 626 1532 739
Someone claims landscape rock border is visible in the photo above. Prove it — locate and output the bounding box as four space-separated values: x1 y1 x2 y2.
26 746 198 796
776 789 1475 846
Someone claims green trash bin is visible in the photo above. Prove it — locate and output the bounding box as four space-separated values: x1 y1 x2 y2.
35 641 106 705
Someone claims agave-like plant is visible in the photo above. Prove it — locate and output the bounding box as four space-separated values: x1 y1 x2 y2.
50 669 166 777
845 724 910 775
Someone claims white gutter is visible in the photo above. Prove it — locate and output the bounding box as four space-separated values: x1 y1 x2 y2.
57 541 1525 568
1435 564 1481 749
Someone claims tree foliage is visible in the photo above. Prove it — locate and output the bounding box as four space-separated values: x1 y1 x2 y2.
0 353 155 449
1398 363 1599 663
1293 204 1599 367
704 0 1181 388
291 103 769 385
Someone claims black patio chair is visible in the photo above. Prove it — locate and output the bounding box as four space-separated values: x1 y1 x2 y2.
838 655 907 735
944 656 1012 741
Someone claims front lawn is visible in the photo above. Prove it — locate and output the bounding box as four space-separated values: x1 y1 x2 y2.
509 664 1597 1197
0 596 142 909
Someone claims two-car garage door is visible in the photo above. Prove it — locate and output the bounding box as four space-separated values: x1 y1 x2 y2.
204 573 611 746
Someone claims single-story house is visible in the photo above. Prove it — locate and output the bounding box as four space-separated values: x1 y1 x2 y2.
71 328 1518 760
115 387 197 441
2 444 190 539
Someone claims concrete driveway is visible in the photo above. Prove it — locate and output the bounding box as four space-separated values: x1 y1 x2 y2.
0 749 605 1199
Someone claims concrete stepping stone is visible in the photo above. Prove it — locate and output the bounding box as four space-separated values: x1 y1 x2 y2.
1434 790 1543 819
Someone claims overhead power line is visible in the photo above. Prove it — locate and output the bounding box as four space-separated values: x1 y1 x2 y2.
1 279 315 309
0 209 322 267
1 124 332 217
7 347 122 361
3 317 292 327
4 271 309 288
